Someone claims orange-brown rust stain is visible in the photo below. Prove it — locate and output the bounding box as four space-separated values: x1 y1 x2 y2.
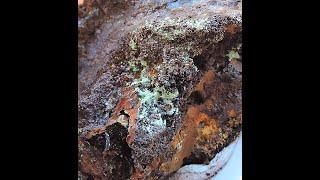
148 68 157 78
227 109 237 118
159 106 199 174
114 88 135 114
225 24 239 34
105 87 140 145
159 105 219 174
107 88 139 123
195 70 214 92
159 70 219 174
126 101 140 144
131 169 145 180
196 112 219 140
205 99 214 110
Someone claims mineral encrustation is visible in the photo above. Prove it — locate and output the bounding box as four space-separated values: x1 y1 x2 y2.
78 0 242 179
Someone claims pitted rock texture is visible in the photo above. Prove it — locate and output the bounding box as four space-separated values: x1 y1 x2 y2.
78 0 241 179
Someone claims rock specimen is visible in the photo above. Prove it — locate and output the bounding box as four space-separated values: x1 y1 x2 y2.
78 0 242 179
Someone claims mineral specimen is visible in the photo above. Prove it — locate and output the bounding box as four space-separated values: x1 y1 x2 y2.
78 0 242 179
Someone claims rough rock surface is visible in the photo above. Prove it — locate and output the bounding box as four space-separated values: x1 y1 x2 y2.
78 0 242 179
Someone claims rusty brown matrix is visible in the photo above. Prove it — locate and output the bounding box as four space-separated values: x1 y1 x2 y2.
78 0 242 179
